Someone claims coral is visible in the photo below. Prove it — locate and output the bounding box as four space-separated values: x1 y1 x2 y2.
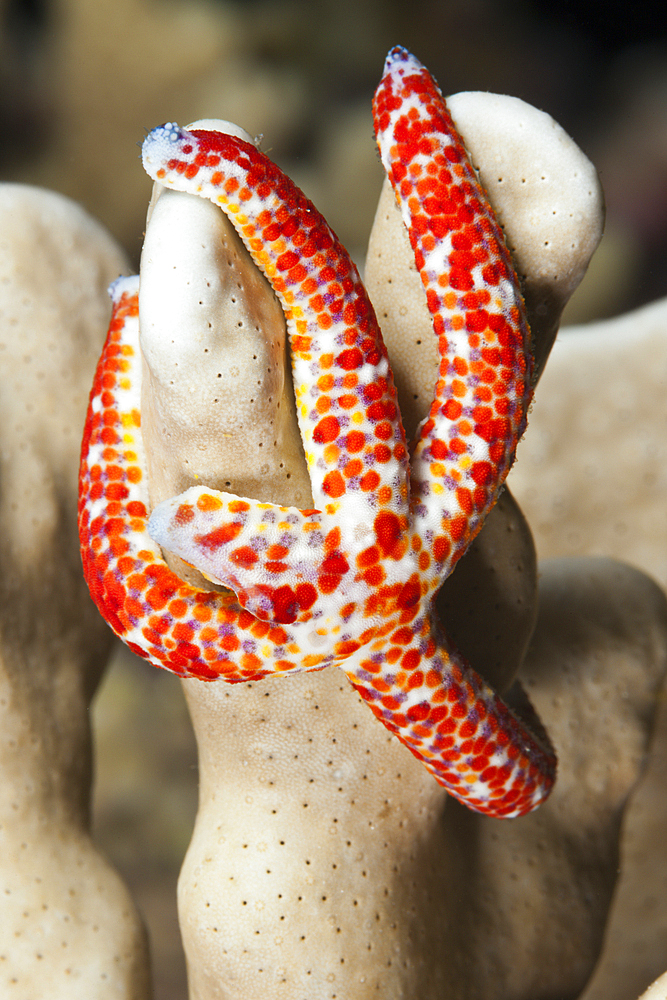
0 27 659 997
0 185 150 997
76 45 667 1000
508 295 667 590
174 556 667 1000
638 971 667 1000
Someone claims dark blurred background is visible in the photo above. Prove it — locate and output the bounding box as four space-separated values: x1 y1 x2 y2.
3 1 666 996
4 0 667 318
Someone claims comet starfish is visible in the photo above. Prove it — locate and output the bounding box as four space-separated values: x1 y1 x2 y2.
78 47 556 817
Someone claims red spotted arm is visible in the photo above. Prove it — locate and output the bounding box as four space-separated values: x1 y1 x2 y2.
78 277 336 678
78 49 557 818
373 46 533 584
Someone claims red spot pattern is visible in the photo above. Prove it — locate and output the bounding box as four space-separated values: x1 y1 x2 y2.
78 282 327 682
149 123 411 534
373 45 533 570
79 52 556 820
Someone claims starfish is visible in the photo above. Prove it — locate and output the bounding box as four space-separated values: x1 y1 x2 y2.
79 46 556 818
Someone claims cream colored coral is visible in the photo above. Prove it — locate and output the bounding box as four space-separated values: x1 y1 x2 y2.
175 558 667 1000
140 185 308 513
130 97 665 999
0 185 151 997
139 122 311 592
504 295 667 1000
638 971 667 1000
508 295 667 591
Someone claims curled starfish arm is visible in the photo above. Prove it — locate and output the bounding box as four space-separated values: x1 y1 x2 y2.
147 487 331 625
342 611 554 818
313 46 554 815
141 125 410 516
373 47 533 582
141 124 413 628
78 277 334 679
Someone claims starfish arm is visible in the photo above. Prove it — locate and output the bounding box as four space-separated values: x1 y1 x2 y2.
148 487 334 625
141 126 410 564
78 278 335 679
149 485 427 635
373 47 533 583
342 610 556 818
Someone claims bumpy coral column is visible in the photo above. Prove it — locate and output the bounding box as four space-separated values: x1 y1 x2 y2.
1 185 150 999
